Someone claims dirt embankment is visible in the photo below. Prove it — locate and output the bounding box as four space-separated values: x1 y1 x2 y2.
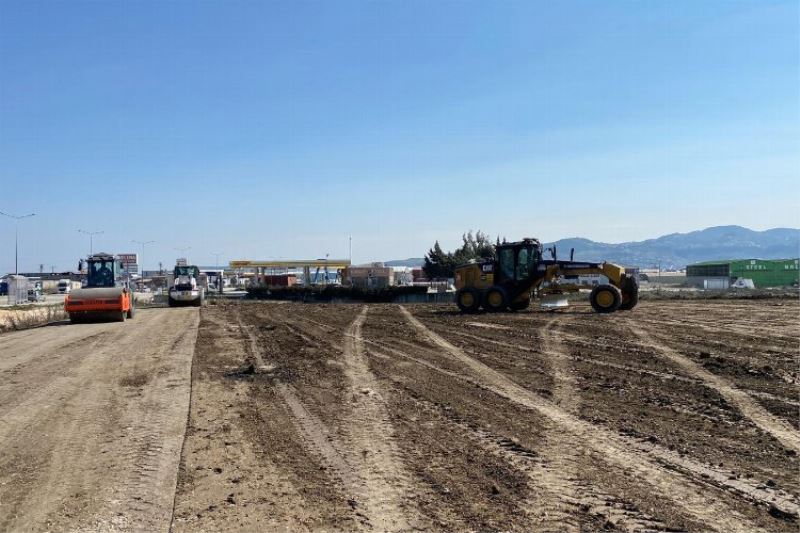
0 304 66 333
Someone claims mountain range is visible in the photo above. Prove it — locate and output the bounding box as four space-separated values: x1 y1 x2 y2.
385 226 800 270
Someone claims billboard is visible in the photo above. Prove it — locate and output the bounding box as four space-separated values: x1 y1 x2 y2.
118 253 139 274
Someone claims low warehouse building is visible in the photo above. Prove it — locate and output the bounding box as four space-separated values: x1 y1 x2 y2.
343 264 394 289
686 258 799 288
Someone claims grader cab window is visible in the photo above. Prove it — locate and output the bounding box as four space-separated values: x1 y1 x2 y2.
516 248 529 280
516 245 539 280
499 248 515 281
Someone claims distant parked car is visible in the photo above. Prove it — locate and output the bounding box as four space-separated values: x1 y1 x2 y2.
57 279 72 294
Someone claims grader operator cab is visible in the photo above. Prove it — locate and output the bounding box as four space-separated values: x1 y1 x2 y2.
454 238 638 313
65 253 135 323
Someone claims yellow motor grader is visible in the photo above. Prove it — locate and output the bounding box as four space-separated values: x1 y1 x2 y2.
454 238 638 313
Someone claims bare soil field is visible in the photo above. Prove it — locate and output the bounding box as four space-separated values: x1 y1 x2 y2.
0 299 796 531
172 299 799 532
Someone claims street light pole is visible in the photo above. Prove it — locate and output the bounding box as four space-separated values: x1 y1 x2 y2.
175 246 191 264
1 211 36 275
132 240 155 276
78 229 103 255
211 252 222 268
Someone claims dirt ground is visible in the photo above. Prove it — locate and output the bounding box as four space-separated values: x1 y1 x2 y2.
0 299 796 532
0 308 198 532
172 299 799 532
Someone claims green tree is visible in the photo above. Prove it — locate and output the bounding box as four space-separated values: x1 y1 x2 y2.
423 230 497 279
423 241 448 279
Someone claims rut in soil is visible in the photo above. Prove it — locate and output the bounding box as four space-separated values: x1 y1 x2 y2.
240 306 416 531
626 323 800 454
397 306 769 532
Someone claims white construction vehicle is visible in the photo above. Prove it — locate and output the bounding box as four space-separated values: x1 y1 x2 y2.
168 265 205 307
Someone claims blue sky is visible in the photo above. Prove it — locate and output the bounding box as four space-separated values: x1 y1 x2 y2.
1 0 798 272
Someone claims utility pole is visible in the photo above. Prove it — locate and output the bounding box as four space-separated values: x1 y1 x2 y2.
211 252 222 268
657 260 662 294
349 236 352 263
77 229 103 255
132 240 155 277
1 210 36 275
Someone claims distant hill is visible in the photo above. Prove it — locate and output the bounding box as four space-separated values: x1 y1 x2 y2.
545 226 800 269
384 258 425 268
387 226 799 270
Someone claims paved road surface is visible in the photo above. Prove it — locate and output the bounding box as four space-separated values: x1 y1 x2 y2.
0 308 199 532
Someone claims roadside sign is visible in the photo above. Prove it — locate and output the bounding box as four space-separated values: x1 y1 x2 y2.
176 258 188 267
118 253 139 274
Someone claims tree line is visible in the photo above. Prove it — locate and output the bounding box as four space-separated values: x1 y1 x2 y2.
422 230 503 279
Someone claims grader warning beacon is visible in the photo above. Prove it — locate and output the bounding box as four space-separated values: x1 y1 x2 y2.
454 238 638 313
65 253 135 323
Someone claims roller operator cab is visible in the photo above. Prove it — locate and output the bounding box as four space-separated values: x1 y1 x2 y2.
454 238 639 314
65 253 135 323
57 279 72 294
168 265 204 307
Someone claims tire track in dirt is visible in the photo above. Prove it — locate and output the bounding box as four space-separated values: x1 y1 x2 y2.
339 306 416 531
237 311 355 479
624 312 798 347
374 316 664 530
529 315 583 531
437 323 800 410
431 322 767 429
275 383 364 495
240 306 416 531
437 323 696 381
547 316 670 529
627 324 800 454
397 306 774 532
366 332 800 524
368 346 667 531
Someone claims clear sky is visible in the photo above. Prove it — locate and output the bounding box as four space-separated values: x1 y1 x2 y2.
1 0 798 272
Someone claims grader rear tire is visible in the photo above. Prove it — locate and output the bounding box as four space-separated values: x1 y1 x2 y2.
590 284 622 313
483 286 509 312
456 288 481 314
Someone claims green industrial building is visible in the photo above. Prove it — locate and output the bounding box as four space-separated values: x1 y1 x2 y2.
686 258 799 288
